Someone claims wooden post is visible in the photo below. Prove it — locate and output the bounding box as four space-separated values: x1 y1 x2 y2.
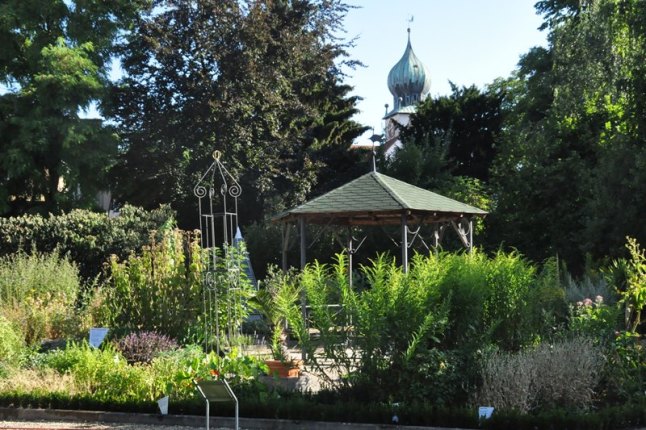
299 217 307 360
281 224 290 271
469 219 474 253
401 212 408 273
347 227 353 288
299 218 306 269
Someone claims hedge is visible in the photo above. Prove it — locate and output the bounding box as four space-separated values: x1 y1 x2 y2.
0 205 175 279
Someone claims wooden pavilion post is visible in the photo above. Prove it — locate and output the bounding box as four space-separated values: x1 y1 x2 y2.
347 226 353 288
299 217 307 360
469 219 474 253
281 224 290 271
401 212 409 273
299 217 306 269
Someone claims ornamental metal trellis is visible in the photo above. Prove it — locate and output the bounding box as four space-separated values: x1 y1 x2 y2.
194 150 242 355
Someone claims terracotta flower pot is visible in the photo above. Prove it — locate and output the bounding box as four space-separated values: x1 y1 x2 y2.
265 359 302 378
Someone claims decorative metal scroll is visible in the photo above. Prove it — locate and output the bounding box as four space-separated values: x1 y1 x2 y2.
194 150 242 354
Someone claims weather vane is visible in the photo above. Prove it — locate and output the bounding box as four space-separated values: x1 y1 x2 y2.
406 15 414 38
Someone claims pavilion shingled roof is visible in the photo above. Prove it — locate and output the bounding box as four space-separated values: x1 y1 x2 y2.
273 172 487 226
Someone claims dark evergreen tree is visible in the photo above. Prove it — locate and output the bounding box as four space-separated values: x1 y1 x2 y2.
400 83 504 182
381 84 500 222
109 0 364 226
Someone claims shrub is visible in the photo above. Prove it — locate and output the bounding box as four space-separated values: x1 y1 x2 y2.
293 253 450 403
616 237 645 333
565 271 616 305
0 250 82 345
41 341 154 402
524 258 569 342
149 344 205 399
251 266 301 361
570 295 621 341
107 228 203 341
0 315 25 365
278 250 556 404
0 205 175 279
108 228 256 344
117 331 178 364
425 251 547 353
439 250 536 351
477 337 603 412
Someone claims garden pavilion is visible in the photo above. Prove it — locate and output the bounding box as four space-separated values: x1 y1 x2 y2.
272 171 487 276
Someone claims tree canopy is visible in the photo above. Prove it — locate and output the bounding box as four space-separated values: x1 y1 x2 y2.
109 0 365 226
489 0 646 269
2 0 644 273
399 83 503 182
0 0 146 215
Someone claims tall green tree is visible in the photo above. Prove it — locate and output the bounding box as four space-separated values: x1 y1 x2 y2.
399 83 504 182
109 0 364 226
381 84 499 218
0 0 146 215
490 0 646 269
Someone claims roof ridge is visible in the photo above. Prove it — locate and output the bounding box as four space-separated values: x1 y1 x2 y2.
373 172 407 208
375 172 486 213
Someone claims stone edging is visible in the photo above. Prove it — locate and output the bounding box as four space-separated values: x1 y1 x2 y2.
0 407 468 430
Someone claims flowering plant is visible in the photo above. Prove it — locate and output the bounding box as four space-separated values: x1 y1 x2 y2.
570 295 619 341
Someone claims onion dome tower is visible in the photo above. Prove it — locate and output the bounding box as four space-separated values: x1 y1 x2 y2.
382 28 431 155
387 28 431 113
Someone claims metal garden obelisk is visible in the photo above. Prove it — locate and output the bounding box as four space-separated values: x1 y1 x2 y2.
194 150 242 354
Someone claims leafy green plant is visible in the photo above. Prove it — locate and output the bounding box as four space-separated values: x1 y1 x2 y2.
251 266 301 361
41 341 154 402
208 242 258 346
0 315 25 365
603 330 645 402
108 228 256 346
292 253 450 402
618 237 645 333
438 250 537 351
167 347 268 401
570 295 620 341
107 228 203 341
597 237 646 401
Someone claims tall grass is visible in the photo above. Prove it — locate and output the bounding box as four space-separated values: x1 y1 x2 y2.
0 249 79 307
0 250 83 346
0 315 25 365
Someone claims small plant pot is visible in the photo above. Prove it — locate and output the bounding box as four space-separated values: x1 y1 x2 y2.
265 359 302 378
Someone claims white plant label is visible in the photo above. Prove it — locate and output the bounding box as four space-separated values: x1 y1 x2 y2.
89 327 109 348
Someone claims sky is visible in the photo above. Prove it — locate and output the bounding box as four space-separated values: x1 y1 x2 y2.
342 0 548 134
